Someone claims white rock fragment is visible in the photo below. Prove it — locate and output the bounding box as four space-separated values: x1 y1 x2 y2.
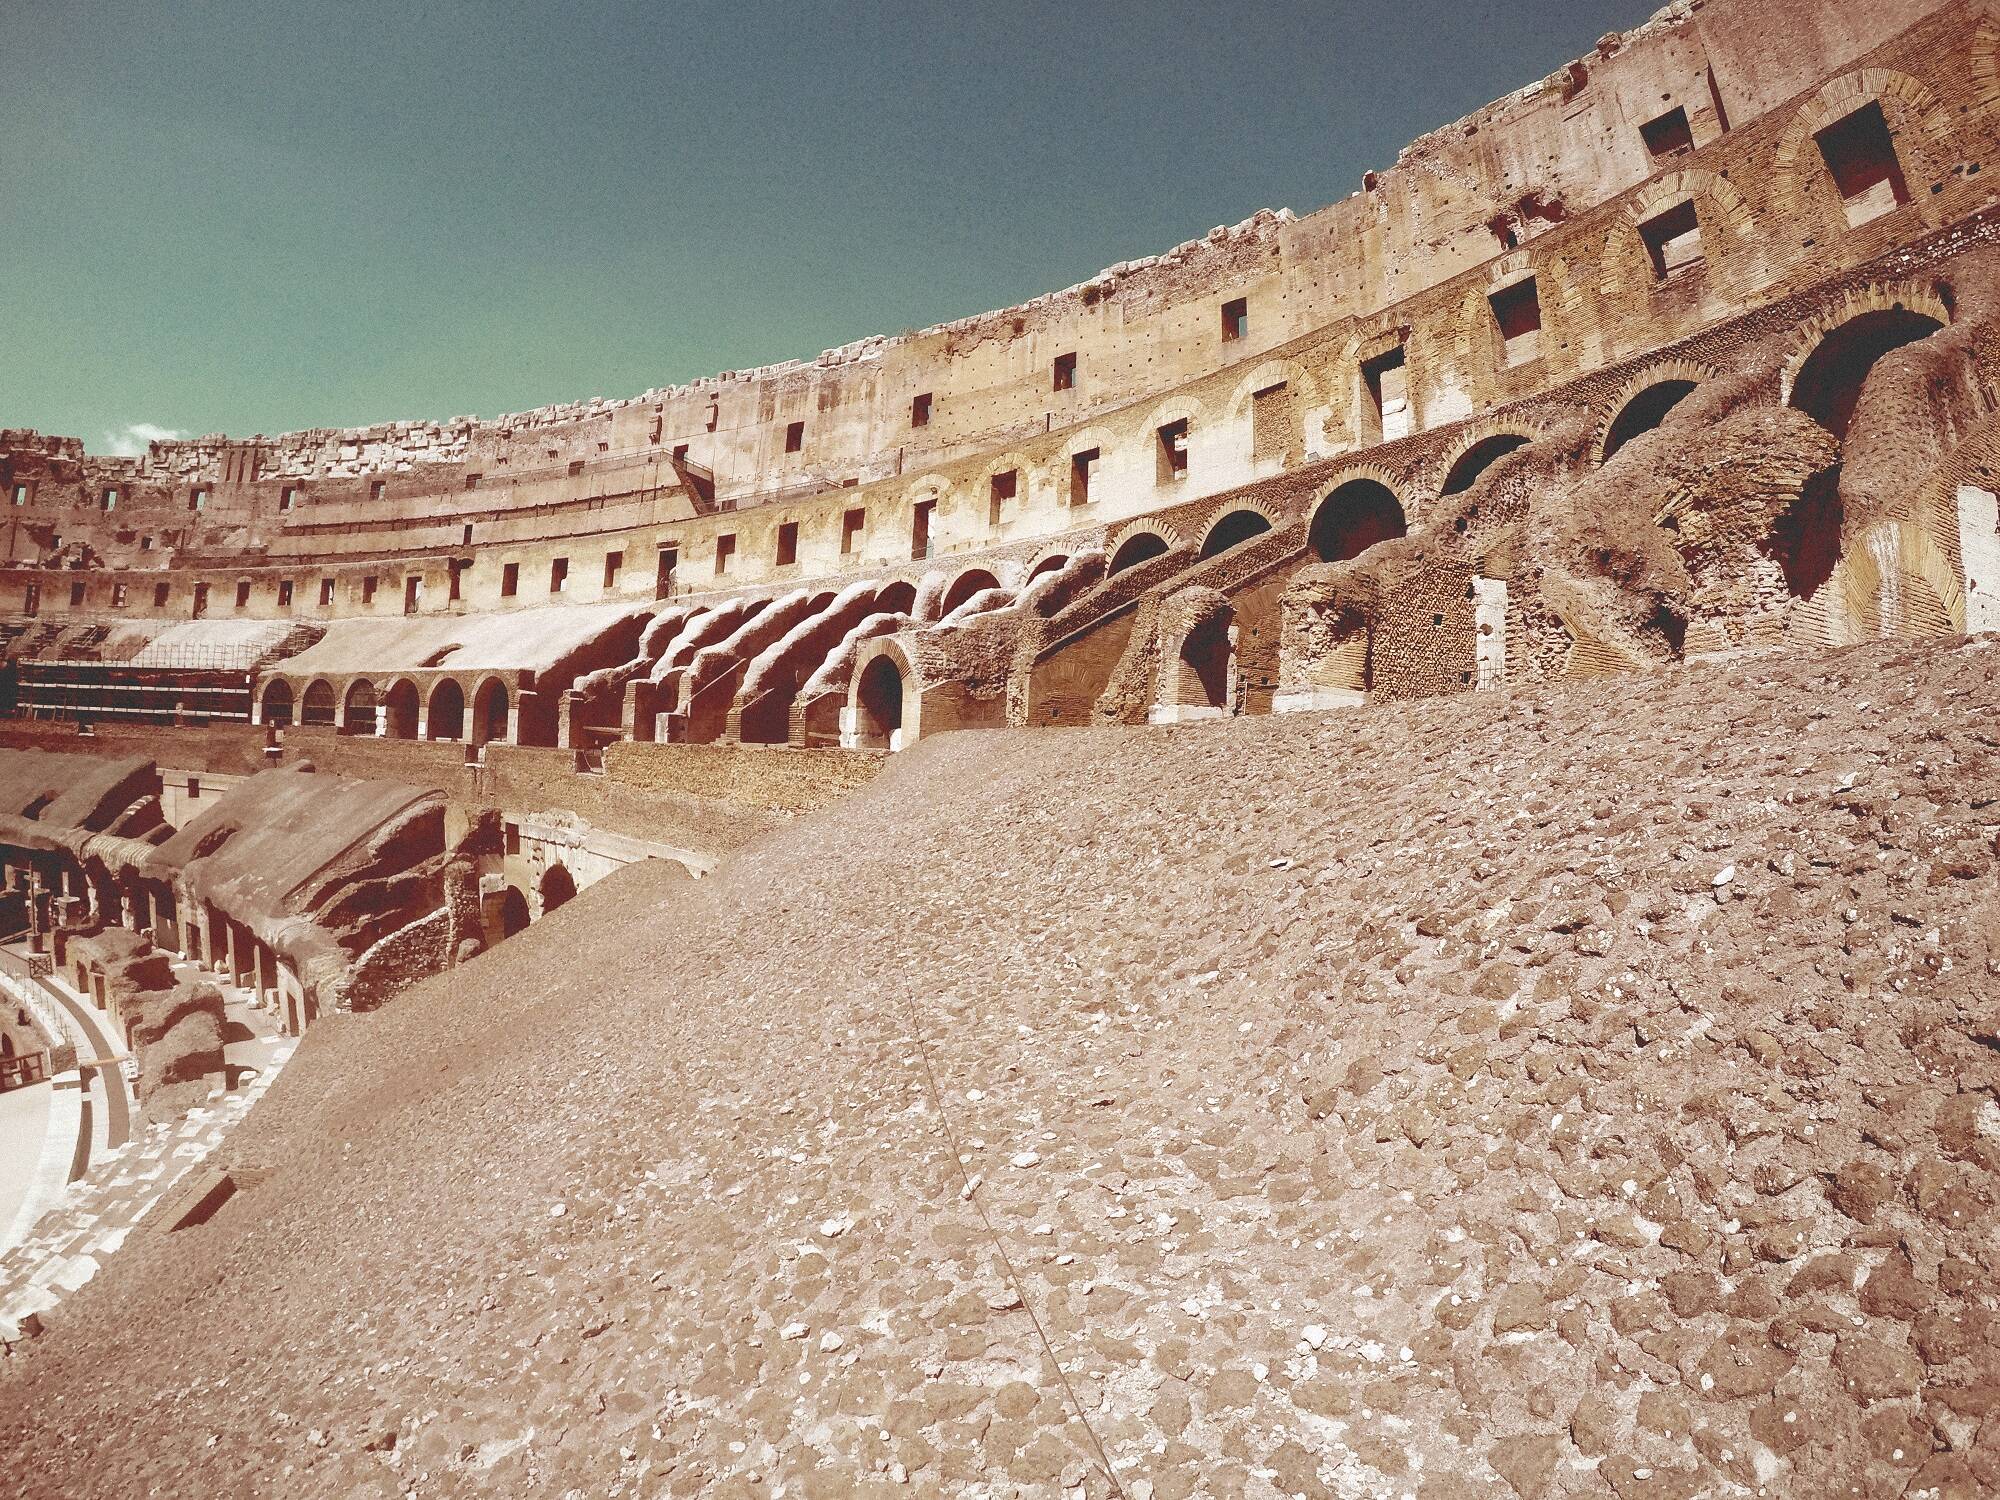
781 1322 810 1341
1011 1151 1041 1169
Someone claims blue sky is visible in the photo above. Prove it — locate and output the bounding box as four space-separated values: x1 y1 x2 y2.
0 0 1658 451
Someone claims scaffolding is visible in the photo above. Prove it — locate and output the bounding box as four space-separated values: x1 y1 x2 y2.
9 654 255 725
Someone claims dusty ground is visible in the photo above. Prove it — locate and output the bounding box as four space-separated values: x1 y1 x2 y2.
2 637 1998 1499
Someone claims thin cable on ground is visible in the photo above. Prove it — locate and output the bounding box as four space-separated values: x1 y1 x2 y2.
897 991 1127 1499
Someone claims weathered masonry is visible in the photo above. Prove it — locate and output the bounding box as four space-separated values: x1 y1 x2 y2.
5 0 2000 759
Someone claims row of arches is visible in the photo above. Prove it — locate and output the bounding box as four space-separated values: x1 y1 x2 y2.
1108 477 1414 579
261 675 511 744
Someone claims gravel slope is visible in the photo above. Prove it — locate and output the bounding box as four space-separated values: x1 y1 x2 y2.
3 637 1999 1499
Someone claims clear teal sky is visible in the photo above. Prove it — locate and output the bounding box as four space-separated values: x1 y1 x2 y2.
1 1 1658 453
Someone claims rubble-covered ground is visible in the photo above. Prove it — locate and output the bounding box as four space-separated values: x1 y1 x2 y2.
4 637 1999 1499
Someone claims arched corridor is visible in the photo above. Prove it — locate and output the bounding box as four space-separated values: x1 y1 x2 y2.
1789 308 1944 440
1198 510 1272 560
1109 531 1170 575
1603 380 1697 460
854 656 905 749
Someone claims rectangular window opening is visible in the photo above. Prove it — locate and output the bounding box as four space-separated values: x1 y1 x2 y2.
11 484 28 506
1053 352 1077 392
655 545 678 599
550 557 569 594
464 472 481 491
154 582 170 608
1640 106 1695 160
603 550 623 588
1640 199 1705 280
911 500 935 560
102 488 119 511
279 486 298 512
911 392 932 428
1070 447 1099 506
112 583 127 609
988 469 1017 528
1362 346 1410 443
715 533 737 575
69 580 86 607
784 420 805 454
234 580 251 609
775 522 799 567
1157 418 1190 483
567 458 585 477
361 574 377 604
277 580 293 607
369 480 386 500
404 574 422 614
1489 277 1542 366
841 507 866 555
189 486 208 511
1221 297 1249 342
501 562 520 598
319 577 334 607
1816 101 1910 228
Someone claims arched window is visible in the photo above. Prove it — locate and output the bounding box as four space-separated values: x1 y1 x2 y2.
299 680 336 728
427 679 466 741
941 570 1000 615
381 680 421 739
1199 510 1273 560
260 679 295 727
1309 480 1408 563
1109 532 1170 575
1441 434 1530 495
1603 381 1697 461
855 656 905 749
342 679 377 735
1789 308 1944 440
471 678 509 746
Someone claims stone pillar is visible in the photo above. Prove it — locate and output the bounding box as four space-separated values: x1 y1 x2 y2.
1472 577 1508 690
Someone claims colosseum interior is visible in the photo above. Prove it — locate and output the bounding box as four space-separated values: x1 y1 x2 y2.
4 0 2000 1493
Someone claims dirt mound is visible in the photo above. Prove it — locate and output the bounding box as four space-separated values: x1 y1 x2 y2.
3 638 1999 1498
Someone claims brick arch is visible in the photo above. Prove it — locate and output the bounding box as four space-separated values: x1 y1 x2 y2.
1307 467 1410 564
1224 358 1313 420
1813 520 1966 644
1598 169 1756 310
1434 418 1545 497
1196 501 1282 560
1596 359 1721 461
379 676 423 739
1105 520 1183 575
1970 19 2000 118
847 636 919 750
299 677 337 729
1771 69 1954 235
1777 279 1954 408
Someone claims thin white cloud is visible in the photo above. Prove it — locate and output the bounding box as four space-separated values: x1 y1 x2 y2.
101 422 185 457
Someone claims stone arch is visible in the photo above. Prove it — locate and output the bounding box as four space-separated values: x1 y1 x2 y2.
874 580 919 617
1782 294 1948 440
1600 168 1757 306
1308 473 1409 563
259 678 295 727
1026 551 1070 581
1440 429 1534 496
1107 524 1178 575
538 861 577 917
426 678 466 741
848 641 914 751
498 886 530 938
299 678 337 729
341 679 377 735
941 569 1001 616
380 678 422 740
1815 520 1966 643
1157 591 1235 720
1598 360 1718 461
470 676 510 747
1226 358 1314 420
1197 505 1278 560
1771 69 1954 236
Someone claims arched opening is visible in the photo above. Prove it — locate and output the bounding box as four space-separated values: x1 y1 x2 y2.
427 679 465 741
941 570 1000 615
1027 553 1069 581
498 886 530 938
1789 308 1944 440
1441 434 1531 495
471 678 509 747
1109 531 1170 575
538 862 576 917
1309 480 1408 563
260 679 294 728
299 679 336 728
1603 381 1697 461
874 581 918 617
1199 510 1273 560
1767 467 1845 598
341 679 377 735
855 656 905 750
381 680 420 739
1178 614 1233 711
